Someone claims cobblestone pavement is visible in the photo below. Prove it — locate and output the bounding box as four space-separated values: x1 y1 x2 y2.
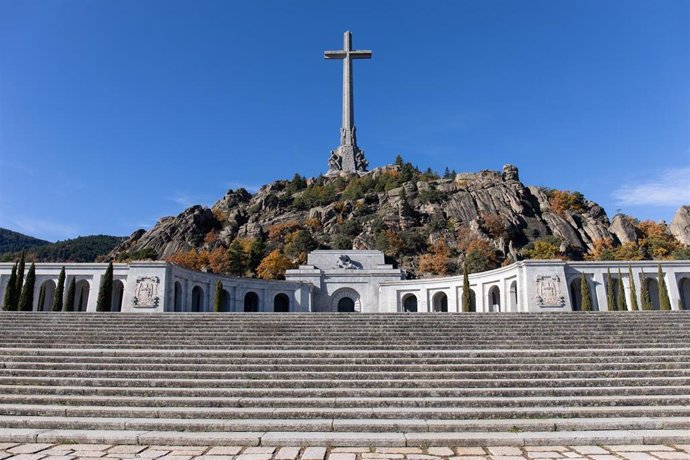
0 444 689 460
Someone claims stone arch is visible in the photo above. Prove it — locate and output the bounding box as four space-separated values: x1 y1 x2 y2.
488 286 501 312
679 277 690 310
220 289 231 312
111 280 124 312
402 294 418 313
75 280 90 312
331 288 361 312
191 285 204 312
647 278 660 310
274 293 290 313
173 281 183 312
432 292 448 312
38 279 56 311
244 291 259 312
509 281 518 311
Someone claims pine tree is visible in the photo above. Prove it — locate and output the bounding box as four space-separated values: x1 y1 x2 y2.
14 252 25 305
52 267 65 312
657 264 672 310
462 263 471 312
580 272 592 311
628 266 639 311
96 262 114 312
18 263 36 311
443 166 452 179
214 280 223 312
616 269 627 311
606 269 616 311
640 268 652 310
37 284 46 311
64 278 76 312
2 263 17 311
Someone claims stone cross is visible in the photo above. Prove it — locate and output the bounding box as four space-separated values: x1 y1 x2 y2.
324 31 372 173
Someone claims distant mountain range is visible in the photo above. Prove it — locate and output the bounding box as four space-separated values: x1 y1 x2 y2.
0 228 124 263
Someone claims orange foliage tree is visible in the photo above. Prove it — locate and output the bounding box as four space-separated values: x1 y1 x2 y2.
418 239 452 276
257 250 295 280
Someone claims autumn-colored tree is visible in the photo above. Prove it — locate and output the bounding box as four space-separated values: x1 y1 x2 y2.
418 239 451 276
579 272 592 311
628 266 639 311
616 269 627 311
657 264 672 310
587 239 617 261
613 242 645 261
637 220 679 259
203 229 220 244
606 269 616 311
548 190 586 215
267 220 302 240
52 267 65 312
640 268 652 310
463 238 499 273
523 239 561 260
479 213 507 239
257 250 294 280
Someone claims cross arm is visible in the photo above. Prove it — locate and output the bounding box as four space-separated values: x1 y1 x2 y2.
350 50 372 59
324 50 347 59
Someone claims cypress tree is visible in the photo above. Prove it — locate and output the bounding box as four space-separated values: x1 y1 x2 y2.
18 263 36 311
616 269 627 311
2 263 17 311
640 268 652 310
37 284 46 311
14 252 25 306
606 269 616 311
64 277 76 312
462 263 471 312
96 262 114 312
658 264 672 310
580 272 592 311
214 280 223 312
628 266 639 311
52 267 65 312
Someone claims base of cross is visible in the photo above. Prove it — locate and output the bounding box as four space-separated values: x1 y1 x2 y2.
328 144 368 173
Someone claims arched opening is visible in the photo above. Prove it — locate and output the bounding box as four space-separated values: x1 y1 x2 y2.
432 292 448 312
679 277 690 310
220 289 231 312
403 294 418 313
38 279 56 311
75 280 90 312
337 297 355 312
111 280 124 312
570 278 582 311
466 289 476 312
647 278 660 310
274 293 290 312
488 286 501 312
174 282 183 312
191 286 204 312
244 291 259 312
509 281 518 311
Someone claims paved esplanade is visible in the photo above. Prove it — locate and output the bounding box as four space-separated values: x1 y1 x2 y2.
325 31 371 173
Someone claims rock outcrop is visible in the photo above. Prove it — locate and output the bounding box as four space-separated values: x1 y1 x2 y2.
108 163 627 274
670 206 690 246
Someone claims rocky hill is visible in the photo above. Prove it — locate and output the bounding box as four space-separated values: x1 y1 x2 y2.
108 160 690 278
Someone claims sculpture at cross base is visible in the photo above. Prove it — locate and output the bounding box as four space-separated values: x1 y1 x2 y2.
324 31 372 173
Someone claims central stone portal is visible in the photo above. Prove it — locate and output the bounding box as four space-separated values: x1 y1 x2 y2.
324 31 371 173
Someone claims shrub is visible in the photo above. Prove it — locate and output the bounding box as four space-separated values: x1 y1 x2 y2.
579 272 592 311
96 262 113 312
18 263 36 311
548 190 586 215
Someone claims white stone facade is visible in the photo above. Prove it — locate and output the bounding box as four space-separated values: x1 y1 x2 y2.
1 251 689 312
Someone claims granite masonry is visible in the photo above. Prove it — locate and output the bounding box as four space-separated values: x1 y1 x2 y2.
1 250 689 312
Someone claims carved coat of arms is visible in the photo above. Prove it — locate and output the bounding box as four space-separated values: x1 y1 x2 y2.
535 275 565 307
133 276 160 308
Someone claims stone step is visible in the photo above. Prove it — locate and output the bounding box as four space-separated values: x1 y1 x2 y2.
0 415 689 433
2 393 690 408
2 384 687 398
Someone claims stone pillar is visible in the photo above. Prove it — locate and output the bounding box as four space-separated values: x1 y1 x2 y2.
666 269 682 310
87 276 101 312
592 272 607 311
185 280 193 313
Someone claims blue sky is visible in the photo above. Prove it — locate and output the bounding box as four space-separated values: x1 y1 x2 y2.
1 0 688 242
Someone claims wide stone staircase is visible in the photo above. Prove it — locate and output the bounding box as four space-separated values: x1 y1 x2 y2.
0 311 689 446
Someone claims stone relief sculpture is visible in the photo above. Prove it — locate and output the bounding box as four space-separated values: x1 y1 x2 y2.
133 276 160 308
535 275 565 307
336 254 363 270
